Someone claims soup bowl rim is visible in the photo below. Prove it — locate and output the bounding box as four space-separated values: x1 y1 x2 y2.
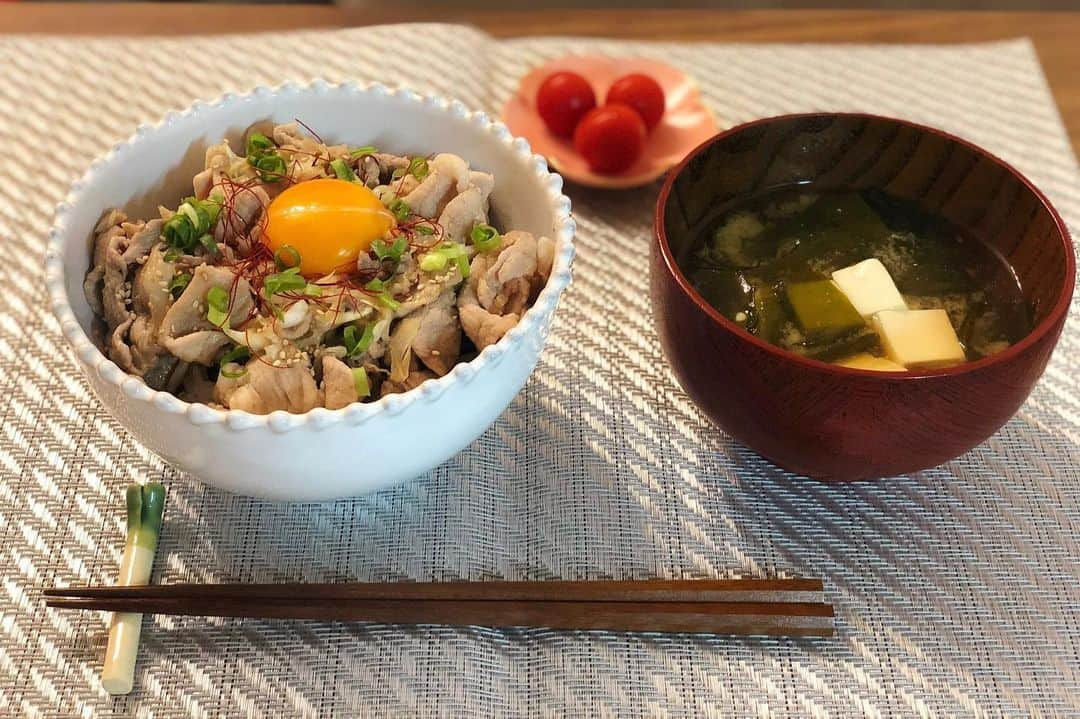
654 111 1076 380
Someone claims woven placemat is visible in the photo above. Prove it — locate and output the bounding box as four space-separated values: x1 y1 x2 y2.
0 25 1077 718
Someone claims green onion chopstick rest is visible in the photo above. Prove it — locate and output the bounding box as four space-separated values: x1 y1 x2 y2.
101 483 165 695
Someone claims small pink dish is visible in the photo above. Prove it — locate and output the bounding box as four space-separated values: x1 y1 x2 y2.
502 54 719 190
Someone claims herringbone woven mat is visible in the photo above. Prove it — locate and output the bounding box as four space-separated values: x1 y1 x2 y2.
0 26 1077 717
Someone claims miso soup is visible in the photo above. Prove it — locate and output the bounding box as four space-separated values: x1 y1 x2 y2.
679 187 1033 370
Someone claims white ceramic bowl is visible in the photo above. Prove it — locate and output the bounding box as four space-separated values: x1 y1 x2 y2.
45 81 575 501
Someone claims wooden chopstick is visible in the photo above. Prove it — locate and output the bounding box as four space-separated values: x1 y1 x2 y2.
46 597 833 636
44 580 833 637
44 578 824 602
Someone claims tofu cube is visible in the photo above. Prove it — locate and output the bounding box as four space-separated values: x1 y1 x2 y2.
785 280 864 340
831 259 907 319
835 353 907 372
872 309 966 369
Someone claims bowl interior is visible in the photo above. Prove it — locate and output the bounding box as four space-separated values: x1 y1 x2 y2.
59 86 561 342
661 113 1073 332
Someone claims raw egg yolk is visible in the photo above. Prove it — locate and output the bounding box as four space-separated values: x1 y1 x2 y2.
263 179 396 276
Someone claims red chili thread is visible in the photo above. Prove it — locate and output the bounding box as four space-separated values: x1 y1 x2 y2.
293 118 325 145
190 120 433 372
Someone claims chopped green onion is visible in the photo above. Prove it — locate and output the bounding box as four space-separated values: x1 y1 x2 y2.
330 158 357 182
343 325 360 355
470 223 501 253
391 167 405 180
101 482 165 695
198 234 219 255
220 366 247 380
350 145 377 157
163 196 222 254
194 204 212 230
408 156 429 180
352 367 371 398
415 223 435 236
302 283 323 297
219 344 250 378
274 245 302 270
179 203 200 227
246 132 275 155
220 344 249 364
205 286 230 328
364 278 400 311
204 192 224 224
372 236 408 263
419 242 470 278
163 214 194 248
263 266 307 296
167 272 192 298
246 133 287 182
163 248 180 262
387 197 411 221
343 323 375 358
250 152 287 182
419 253 447 273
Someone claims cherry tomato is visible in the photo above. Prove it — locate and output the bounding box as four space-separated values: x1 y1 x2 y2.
536 72 597 138
605 74 665 131
573 104 646 175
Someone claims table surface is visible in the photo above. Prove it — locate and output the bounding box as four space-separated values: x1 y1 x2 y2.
2 15 1078 717
4 4 1080 155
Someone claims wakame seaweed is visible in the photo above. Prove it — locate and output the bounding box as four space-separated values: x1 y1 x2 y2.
680 186 1033 364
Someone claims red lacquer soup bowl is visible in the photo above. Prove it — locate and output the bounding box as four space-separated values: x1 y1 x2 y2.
652 113 1075 480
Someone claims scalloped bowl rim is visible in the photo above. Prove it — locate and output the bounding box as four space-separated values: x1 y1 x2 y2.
44 80 576 434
